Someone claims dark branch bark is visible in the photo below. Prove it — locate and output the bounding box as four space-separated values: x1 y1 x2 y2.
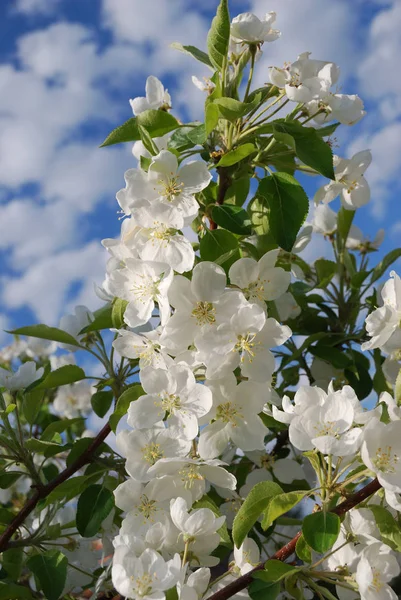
206 478 381 600
0 422 111 553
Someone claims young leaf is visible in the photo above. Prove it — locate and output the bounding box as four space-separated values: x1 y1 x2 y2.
369 505 401 551
248 579 280 600
295 534 312 563
253 560 299 583
200 229 240 272
315 259 337 289
91 390 114 418
261 490 310 530
214 97 255 121
0 583 34 599
27 550 68 600
170 42 213 69
80 303 113 333
7 325 80 347
100 110 180 147
370 249 401 284
309 345 352 369
302 512 340 553
205 102 220 136
36 365 86 390
207 0 230 71
110 384 145 432
76 484 114 537
23 388 45 425
112 298 128 329
211 205 252 235
272 121 335 179
216 143 256 167
225 177 250 207
232 481 283 548
337 207 354 244
41 417 83 442
258 173 309 252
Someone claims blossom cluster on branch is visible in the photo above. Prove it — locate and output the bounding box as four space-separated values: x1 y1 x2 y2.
1 2 401 600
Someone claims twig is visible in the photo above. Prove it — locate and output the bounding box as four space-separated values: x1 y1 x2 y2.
206 478 381 600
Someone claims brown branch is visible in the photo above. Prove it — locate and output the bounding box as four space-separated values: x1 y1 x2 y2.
207 477 381 600
0 422 112 553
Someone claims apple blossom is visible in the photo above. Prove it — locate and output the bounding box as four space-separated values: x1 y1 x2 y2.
130 76 171 115
362 270 401 351
53 381 94 419
230 12 280 45
314 150 372 210
361 418 401 492
0 361 44 391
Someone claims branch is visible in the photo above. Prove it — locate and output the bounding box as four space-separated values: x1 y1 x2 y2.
0 422 111 553
206 478 381 600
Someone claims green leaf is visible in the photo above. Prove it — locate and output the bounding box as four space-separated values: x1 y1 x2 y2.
138 123 158 156
344 363 372 400
216 143 256 167
100 110 180 147
315 122 340 137
41 418 83 442
205 102 220 136
370 249 401 284
337 208 355 244
25 438 63 455
23 388 45 425
253 560 299 583
80 303 113 333
261 490 310 530
0 472 22 488
76 484 114 537
369 505 401 551
2 547 24 580
0 508 16 524
295 534 312 563
170 42 213 68
45 474 100 506
187 124 207 145
7 325 80 347
248 579 280 600
225 177 250 207
199 229 240 273
258 173 309 252
211 205 252 235
91 390 114 418
309 345 351 369
109 384 144 433
232 481 283 548
214 97 255 121
0 583 33 599
207 0 230 71
272 121 335 179
36 365 86 390
27 550 68 600
315 259 337 289
112 298 128 329
302 512 340 553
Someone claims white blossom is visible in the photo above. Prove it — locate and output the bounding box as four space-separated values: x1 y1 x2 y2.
130 76 171 115
0 361 43 391
361 418 401 492
53 381 94 419
231 12 280 44
362 270 401 351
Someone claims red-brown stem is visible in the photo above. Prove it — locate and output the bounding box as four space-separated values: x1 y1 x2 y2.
206 478 381 600
0 422 111 553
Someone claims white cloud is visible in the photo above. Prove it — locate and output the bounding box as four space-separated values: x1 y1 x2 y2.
2 241 107 323
13 0 62 16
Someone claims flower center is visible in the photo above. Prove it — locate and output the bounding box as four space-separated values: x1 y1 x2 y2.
191 301 216 326
141 442 164 465
157 174 184 201
132 573 155 597
179 464 204 489
234 333 259 362
373 446 399 474
156 393 181 415
369 568 383 592
132 275 160 303
260 454 276 469
244 279 267 302
138 343 158 366
313 420 340 438
216 401 243 426
136 494 158 521
340 177 359 193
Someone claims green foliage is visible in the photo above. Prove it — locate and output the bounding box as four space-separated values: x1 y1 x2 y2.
27 550 68 600
295 534 312 563
7 325 80 347
216 143 256 166
199 229 240 272
258 173 309 252
314 259 337 289
80 303 113 333
109 384 144 432
91 390 114 418
370 248 401 284
369 505 401 551
254 560 299 583
170 42 213 68
261 490 310 530
207 0 230 71
76 484 114 537
211 205 252 235
36 365 86 390
232 480 283 548
100 110 180 147
302 512 340 553
248 579 280 600
111 298 129 329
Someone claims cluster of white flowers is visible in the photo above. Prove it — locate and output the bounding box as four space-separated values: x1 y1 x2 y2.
95 10 401 600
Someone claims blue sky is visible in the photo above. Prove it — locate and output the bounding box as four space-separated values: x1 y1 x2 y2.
0 0 400 345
